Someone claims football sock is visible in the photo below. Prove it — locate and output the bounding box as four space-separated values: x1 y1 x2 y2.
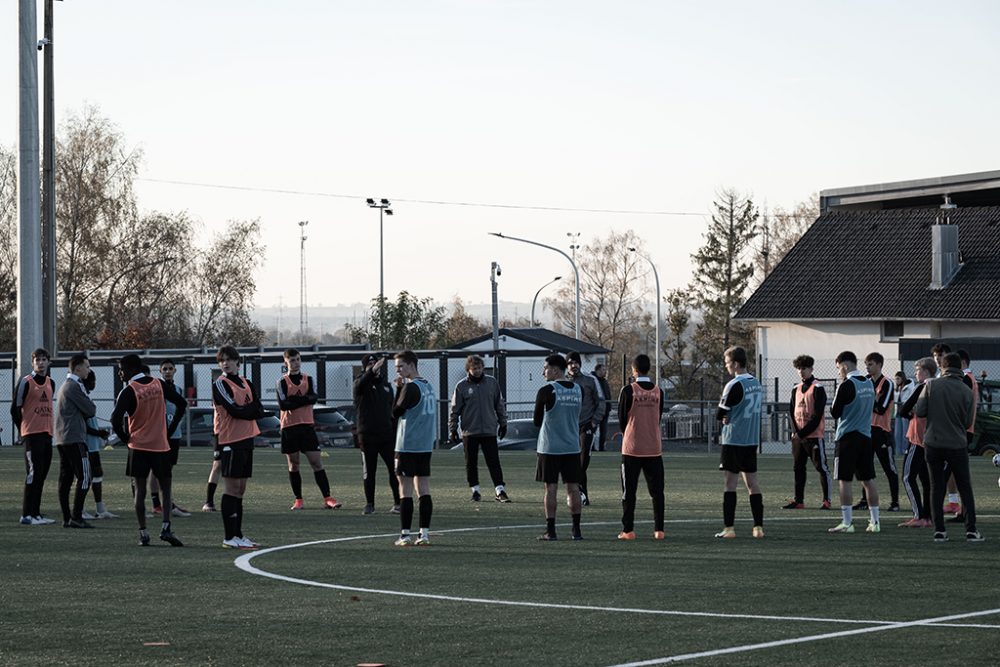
151 492 161 510
471 485 480 493
221 494 237 540
314 470 331 497
162 520 171 533
93 482 103 504
546 518 556 535
418 495 432 529
288 471 303 498
236 496 244 536
400 497 414 531
723 491 737 527
96 500 106 514
206 482 217 505
870 506 880 524
571 512 581 537
842 505 853 525
749 493 764 526
495 485 505 495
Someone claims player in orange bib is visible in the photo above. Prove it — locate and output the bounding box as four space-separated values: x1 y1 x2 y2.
12 348 57 525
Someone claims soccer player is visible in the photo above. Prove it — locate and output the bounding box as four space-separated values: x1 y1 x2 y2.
566 351 605 506
81 371 116 520
534 354 583 541
150 359 191 518
448 354 510 503
592 364 612 452
915 352 982 542
948 349 980 525
617 354 665 540
391 350 437 546
783 355 832 510
897 357 934 528
857 353 899 512
213 346 264 549
111 354 187 546
930 342 962 516
828 351 881 534
12 348 57 525
277 348 340 511
714 346 764 539
354 353 400 515
54 354 97 529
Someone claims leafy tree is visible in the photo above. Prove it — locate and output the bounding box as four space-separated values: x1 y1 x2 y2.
690 189 759 390
436 297 489 347
660 288 705 399
758 194 819 279
347 291 447 350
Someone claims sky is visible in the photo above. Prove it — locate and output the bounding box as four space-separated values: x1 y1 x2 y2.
5 1 1000 315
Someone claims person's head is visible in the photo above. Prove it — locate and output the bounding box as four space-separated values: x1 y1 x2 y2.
914 357 937 383
957 348 971 369
941 352 962 372
83 370 96 393
893 370 907 387
566 351 582 375
465 355 485 379
31 348 50 374
724 346 747 376
140 364 150 376
394 350 418 380
118 353 143 380
159 358 176 382
864 352 884 377
931 342 951 366
284 347 302 374
792 354 814 382
69 354 90 379
834 351 857 379
543 354 567 381
216 346 240 375
593 363 606 378
631 354 651 377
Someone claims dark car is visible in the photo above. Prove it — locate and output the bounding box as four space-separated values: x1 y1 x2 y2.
971 379 1000 456
313 406 356 448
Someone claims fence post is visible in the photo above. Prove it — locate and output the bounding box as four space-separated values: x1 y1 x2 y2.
315 353 327 403
438 353 450 450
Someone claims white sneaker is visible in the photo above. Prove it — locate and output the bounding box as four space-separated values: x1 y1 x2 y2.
222 538 242 549
171 506 192 518
81 511 96 520
96 510 119 520
237 536 259 549
34 516 56 525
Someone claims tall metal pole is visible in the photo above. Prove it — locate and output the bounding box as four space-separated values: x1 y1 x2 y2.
630 247 661 385
18 0 43 377
41 0 57 356
489 233 580 340
366 198 392 348
490 262 500 357
530 275 561 326
298 220 308 340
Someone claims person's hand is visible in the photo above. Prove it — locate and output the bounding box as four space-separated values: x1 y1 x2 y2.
394 376 405 389
449 430 460 444
98 428 110 439
498 424 507 440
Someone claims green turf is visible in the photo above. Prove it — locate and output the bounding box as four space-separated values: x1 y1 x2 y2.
1 445 998 666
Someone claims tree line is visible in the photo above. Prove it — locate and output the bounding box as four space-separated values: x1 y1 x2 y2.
0 106 265 352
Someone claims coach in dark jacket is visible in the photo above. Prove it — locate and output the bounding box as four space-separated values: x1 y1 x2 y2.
915 352 981 542
448 355 510 503
353 354 400 514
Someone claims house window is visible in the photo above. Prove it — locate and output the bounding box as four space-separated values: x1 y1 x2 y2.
881 321 904 341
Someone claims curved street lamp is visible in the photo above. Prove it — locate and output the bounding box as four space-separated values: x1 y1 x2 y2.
629 247 661 385
531 275 561 327
489 232 580 339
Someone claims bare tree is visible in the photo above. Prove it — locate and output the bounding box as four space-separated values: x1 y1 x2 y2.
757 193 819 280
0 145 17 349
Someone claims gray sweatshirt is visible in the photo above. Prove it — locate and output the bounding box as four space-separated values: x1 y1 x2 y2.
914 368 975 450
568 370 606 427
449 374 507 437
55 375 97 445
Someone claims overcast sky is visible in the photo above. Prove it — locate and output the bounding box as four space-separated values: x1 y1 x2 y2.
5 1 999 313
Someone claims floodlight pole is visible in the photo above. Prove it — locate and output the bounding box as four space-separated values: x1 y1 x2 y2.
489 233 580 340
298 220 309 339
630 247 661 385
366 198 393 347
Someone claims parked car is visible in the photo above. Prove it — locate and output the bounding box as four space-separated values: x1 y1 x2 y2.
313 406 356 448
449 418 556 452
971 379 1000 456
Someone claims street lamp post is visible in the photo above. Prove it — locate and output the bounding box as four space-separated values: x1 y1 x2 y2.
298 220 308 340
629 247 661 385
489 233 580 339
530 275 561 326
366 198 393 347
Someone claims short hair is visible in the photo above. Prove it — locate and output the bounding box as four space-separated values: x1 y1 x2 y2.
544 354 567 371
119 353 143 377
68 354 89 372
957 348 971 366
32 347 50 361
632 354 651 374
894 370 907 381
465 354 484 371
283 348 300 360
141 364 151 375
394 350 418 368
594 363 606 372
159 358 176 369
930 342 951 356
360 353 376 367
914 357 937 376
835 350 857 365
83 370 96 392
216 346 240 363
864 352 884 365
724 346 747 367
792 355 814 370
941 352 962 370
566 351 582 364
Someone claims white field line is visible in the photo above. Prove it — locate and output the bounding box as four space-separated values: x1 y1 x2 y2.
605 607 1000 667
232 520 995 629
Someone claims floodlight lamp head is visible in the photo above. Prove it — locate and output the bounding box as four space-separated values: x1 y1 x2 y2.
628 246 637 252
380 198 390 206
366 198 375 206
385 209 394 216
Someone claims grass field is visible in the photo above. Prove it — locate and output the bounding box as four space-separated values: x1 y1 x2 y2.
1 444 999 666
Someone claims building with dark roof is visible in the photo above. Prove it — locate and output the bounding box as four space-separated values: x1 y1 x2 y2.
736 170 1000 387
